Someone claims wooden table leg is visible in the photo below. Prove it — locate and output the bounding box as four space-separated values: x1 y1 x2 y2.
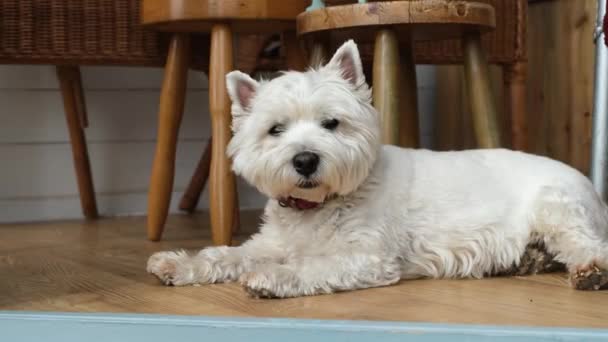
504 61 527 151
147 33 191 241
56 66 98 219
463 31 501 148
209 24 236 246
373 29 419 147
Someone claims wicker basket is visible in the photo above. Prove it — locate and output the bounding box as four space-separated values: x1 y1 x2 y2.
0 0 209 69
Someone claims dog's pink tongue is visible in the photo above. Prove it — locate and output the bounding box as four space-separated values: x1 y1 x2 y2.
293 198 319 210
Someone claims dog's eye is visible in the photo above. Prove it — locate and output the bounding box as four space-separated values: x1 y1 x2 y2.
321 119 340 131
268 124 285 136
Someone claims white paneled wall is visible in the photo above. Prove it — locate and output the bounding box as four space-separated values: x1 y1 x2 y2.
0 65 435 223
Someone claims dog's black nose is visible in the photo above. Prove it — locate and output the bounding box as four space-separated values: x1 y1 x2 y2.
292 152 319 177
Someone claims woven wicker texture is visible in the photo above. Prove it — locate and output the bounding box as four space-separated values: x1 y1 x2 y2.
0 0 209 68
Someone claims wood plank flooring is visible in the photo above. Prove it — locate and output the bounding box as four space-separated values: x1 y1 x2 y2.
1 212 607 328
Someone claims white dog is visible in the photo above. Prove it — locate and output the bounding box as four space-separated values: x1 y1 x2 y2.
148 40 608 298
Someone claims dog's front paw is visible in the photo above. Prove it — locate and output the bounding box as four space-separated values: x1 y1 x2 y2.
239 266 301 299
147 250 197 286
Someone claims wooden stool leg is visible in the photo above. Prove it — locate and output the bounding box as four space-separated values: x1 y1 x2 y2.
283 31 307 71
179 138 240 234
179 138 212 213
209 24 236 246
373 29 419 147
463 32 501 148
147 34 191 241
56 66 98 219
504 61 527 151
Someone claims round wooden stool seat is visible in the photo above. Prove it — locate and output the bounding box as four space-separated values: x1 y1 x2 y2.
141 0 309 33
297 1 495 42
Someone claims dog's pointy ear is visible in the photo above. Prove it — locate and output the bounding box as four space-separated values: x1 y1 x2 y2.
226 71 259 132
325 40 365 86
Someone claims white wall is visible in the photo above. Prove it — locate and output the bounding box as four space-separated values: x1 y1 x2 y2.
0 65 435 223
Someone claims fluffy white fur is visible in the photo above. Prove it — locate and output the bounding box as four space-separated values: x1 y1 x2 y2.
148 40 608 297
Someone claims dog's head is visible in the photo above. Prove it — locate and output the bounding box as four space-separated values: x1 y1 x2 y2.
226 40 380 206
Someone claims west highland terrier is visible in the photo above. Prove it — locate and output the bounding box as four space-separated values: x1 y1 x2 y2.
148 40 608 298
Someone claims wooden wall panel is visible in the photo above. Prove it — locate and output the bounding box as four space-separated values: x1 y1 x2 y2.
434 0 596 174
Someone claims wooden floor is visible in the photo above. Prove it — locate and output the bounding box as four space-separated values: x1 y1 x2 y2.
1 212 607 329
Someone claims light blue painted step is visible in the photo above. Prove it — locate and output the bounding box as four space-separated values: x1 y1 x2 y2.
1 311 608 342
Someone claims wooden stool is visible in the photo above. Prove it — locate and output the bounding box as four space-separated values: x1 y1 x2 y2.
141 0 308 245
178 34 308 214
297 0 500 148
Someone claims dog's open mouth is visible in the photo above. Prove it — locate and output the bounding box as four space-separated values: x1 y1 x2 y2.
297 180 319 189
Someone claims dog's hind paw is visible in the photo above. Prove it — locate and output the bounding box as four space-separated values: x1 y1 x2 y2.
570 264 608 291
